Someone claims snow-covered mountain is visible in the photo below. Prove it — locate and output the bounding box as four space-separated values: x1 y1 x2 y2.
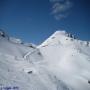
0 30 90 90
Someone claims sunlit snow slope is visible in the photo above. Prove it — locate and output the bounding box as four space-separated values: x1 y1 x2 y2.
39 31 90 90
0 30 90 90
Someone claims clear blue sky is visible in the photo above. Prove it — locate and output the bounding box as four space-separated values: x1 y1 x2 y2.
0 0 90 44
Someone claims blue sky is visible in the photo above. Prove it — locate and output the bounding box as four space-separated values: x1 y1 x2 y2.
0 0 90 44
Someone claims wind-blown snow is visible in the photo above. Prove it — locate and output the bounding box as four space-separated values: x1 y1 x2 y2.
0 30 90 90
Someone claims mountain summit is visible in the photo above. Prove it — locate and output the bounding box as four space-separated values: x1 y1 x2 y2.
40 30 89 47
51 30 76 39
40 30 75 47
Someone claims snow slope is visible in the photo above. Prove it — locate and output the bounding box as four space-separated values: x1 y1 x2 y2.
39 31 90 90
0 30 90 90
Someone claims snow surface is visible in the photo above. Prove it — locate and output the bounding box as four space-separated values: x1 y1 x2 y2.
0 30 90 90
